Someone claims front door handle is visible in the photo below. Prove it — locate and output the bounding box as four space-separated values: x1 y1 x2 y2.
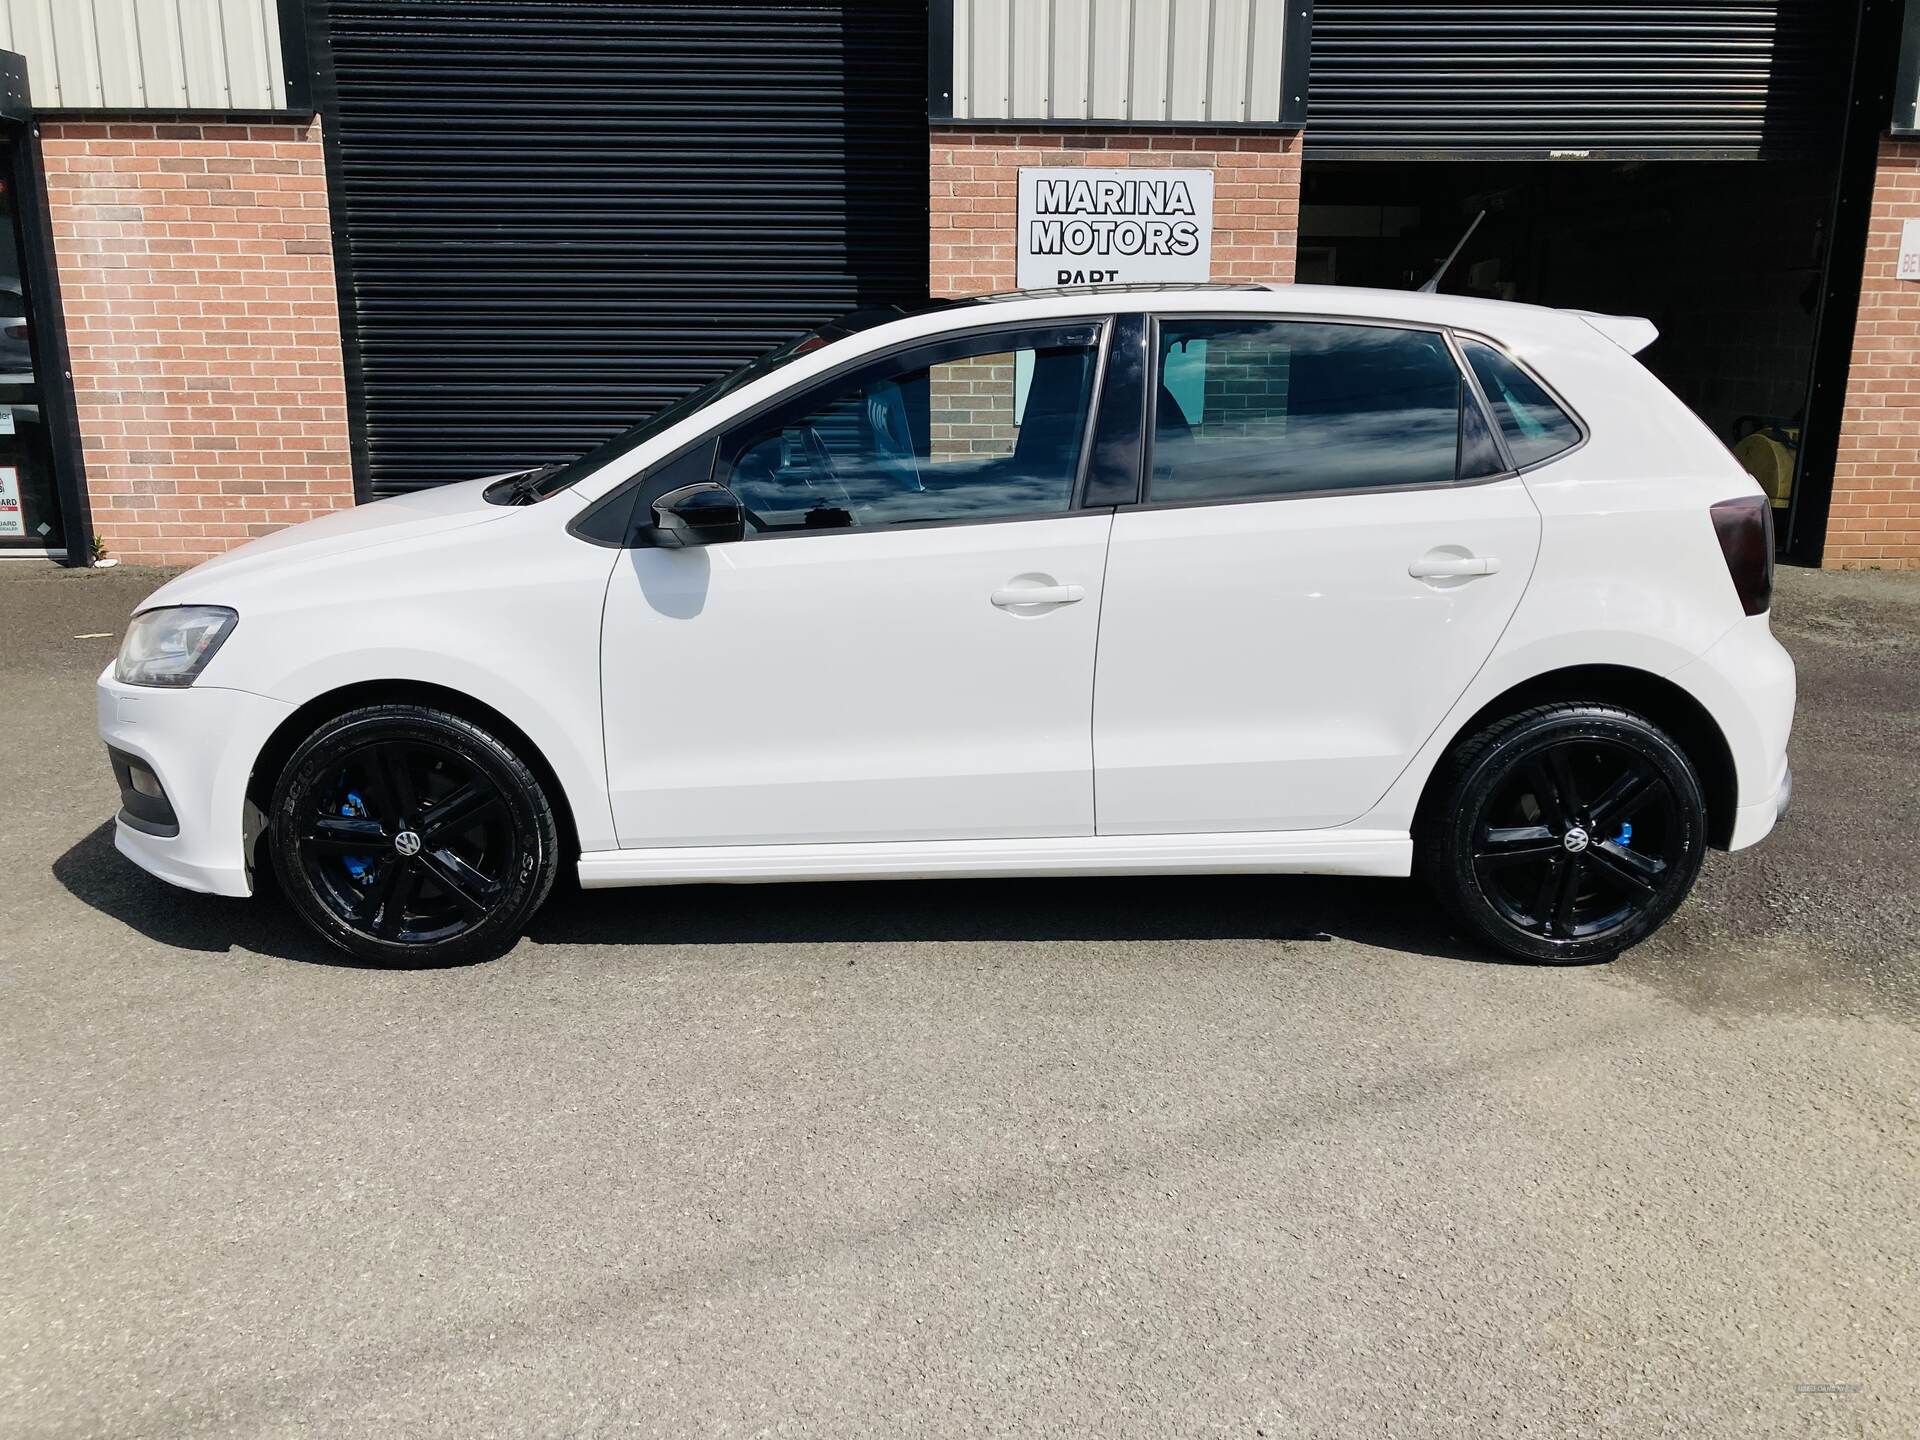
1408 553 1502 580
991 583 1085 608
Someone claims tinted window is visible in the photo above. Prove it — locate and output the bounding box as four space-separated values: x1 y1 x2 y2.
723 332 1099 533
1459 381 1506 479
1149 320 1473 502
1462 340 1581 467
521 308 966 501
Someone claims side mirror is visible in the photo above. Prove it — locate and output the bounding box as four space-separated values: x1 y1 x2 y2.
647 482 744 548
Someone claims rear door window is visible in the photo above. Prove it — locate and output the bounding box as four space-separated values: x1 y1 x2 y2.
1148 319 1488 502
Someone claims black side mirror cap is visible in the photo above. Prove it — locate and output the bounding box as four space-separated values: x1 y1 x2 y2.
645 481 745 548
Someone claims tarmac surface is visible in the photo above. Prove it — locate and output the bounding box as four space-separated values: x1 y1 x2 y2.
2 558 1915 1437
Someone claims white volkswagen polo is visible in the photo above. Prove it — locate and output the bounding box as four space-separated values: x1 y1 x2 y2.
99 284 1794 966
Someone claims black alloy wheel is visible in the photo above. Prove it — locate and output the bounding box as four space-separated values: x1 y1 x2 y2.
1421 703 1709 964
269 705 559 965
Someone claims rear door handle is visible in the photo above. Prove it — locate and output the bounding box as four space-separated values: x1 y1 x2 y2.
991 583 1085 608
1408 554 1502 580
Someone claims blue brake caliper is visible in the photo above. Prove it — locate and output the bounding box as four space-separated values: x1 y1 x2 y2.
1615 821 1633 848
339 789 375 882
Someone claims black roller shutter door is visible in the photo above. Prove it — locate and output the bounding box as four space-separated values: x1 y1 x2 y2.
319 1 929 494
1307 1 1851 159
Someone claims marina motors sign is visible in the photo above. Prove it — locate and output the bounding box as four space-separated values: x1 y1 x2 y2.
1015 167 1215 288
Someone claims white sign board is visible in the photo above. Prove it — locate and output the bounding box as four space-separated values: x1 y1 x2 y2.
0 466 22 537
1900 219 1920 282
1016 167 1213 289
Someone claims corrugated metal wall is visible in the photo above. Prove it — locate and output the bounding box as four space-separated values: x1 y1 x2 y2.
1307 0 1850 158
945 0 1301 123
0 0 288 110
322 0 930 494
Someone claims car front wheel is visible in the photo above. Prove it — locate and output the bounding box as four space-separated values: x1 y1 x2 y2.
1420 703 1710 964
268 704 559 965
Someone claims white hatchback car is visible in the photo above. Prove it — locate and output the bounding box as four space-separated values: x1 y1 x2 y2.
99 284 1793 966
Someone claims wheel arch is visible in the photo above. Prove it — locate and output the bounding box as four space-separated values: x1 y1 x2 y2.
1414 664 1739 849
244 679 583 878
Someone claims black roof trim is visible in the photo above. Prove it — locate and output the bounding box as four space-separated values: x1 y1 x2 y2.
968 282 1271 303
827 283 1270 335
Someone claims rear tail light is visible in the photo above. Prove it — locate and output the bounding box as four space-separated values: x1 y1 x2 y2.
1709 494 1774 616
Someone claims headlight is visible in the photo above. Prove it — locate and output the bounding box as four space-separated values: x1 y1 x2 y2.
114 606 239 687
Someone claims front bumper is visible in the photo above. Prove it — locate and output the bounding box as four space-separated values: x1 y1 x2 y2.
96 669 295 897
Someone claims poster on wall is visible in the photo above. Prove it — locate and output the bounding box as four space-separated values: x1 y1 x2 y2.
0 466 22 537
1016 168 1214 289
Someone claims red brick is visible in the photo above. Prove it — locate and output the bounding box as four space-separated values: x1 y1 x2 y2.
42 117 352 565
1759 139 1920 562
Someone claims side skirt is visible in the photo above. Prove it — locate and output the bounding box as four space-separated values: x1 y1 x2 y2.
576 830 1413 888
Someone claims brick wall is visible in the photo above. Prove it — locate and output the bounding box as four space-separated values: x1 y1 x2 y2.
41 119 354 565
930 127 1301 299
930 352 1019 460
1827 136 1920 569
1196 329 1293 438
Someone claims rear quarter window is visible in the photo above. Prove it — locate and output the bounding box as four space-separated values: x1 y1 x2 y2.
1461 340 1582 468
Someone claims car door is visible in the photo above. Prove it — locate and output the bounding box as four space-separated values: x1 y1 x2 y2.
600 319 1115 848
1092 313 1545 835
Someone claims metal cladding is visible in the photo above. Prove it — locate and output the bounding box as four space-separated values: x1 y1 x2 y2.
0 0 289 110
943 0 1302 124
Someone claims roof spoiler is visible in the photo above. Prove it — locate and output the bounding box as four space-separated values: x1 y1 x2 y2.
1570 310 1659 355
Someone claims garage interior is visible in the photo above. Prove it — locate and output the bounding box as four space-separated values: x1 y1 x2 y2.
1298 157 1834 526
1301 0 1862 562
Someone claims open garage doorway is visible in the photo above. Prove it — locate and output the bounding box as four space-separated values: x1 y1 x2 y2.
1299 159 1837 553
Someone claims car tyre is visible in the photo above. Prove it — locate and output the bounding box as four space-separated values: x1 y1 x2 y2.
268 704 559 966
1418 703 1709 964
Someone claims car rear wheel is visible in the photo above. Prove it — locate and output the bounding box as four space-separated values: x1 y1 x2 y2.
268 704 559 965
1419 703 1709 964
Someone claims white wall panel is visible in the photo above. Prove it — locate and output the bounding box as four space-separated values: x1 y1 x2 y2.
1086 0 1132 118
90 0 147 105
1010 0 1049 117
1050 0 1090 119
1166 0 1210 120
0 0 288 111
1246 0 1286 122
1209 0 1249 121
946 0 1301 124
1129 0 1170 120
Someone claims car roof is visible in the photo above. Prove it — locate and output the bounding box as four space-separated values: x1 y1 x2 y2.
851 282 1650 359
956 279 1566 326
968 281 1270 302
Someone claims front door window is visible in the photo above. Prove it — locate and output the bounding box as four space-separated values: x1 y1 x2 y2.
720 327 1102 533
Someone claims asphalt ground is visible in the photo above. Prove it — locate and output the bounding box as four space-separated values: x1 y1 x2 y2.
2 558 1915 1437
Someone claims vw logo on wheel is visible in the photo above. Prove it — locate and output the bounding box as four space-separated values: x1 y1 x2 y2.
393 829 423 857
1561 826 1591 854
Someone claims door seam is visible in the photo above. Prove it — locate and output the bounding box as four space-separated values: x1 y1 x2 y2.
1354 476 1549 824
1087 508 1118 837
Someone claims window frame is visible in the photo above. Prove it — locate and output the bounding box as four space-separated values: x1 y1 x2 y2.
1128 311 1528 514
568 308 1593 547
705 317 1115 544
1450 329 1591 475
